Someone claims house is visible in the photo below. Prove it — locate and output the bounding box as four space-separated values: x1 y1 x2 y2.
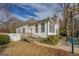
16 16 59 38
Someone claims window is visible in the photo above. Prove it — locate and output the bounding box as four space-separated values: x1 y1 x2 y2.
49 22 55 33
23 28 25 33
35 25 38 33
41 23 45 32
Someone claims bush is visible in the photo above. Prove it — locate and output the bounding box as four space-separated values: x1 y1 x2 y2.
47 35 60 45
0 35 10 45
59 30 67 36
40 38 48 43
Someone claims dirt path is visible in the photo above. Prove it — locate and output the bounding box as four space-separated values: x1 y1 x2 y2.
0 41 79 56
33 41 79 55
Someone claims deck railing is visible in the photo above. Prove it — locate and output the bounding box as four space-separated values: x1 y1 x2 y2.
21 32 41 42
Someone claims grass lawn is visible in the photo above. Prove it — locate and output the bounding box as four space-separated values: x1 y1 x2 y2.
0 40 78 56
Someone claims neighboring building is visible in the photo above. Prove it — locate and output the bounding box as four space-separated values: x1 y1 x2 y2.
16 17 59 38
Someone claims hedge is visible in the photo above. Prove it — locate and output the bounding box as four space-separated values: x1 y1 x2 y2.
0 35 10 45
47 35 60 45
59 30 67 36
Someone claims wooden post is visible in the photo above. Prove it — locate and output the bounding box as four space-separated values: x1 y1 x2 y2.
71 10 74 55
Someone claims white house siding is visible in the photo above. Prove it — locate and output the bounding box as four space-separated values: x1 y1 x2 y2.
16 28 19 33
55 24 59 35
16 25 28 33
28 22 48 38
16 27 20 33
16 20 59 38
39 22 48 38
48 21 59 35
21 25 28 33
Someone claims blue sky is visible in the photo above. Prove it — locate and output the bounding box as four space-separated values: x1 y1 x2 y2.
8 3 62 21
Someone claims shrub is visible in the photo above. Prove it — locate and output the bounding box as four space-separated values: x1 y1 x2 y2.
40 38 48 44
0 35 10 45
59 30 67 36
47 35 60 45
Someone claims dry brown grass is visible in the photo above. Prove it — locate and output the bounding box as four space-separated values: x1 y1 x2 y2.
0 41 78 56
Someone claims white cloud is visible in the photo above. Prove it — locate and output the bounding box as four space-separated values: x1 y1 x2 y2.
16 4 30 11
17 3 57 12
15 3 59 20
35 11 54 20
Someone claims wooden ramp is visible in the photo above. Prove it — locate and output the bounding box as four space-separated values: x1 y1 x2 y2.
21 33 40 43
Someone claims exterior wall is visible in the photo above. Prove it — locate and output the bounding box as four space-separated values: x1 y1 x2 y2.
16 25 28 33
16 20 59 38
16 28 20 33
28 22 48 38
8 33 21 42
20 25 28 33
55 24 59 35
16 29 18 33
48 21 59 35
